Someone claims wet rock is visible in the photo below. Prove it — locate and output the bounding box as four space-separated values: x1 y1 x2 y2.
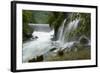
32 36 38 39
35 36 38 39
28 58 36 62
79 36 89 45
27 33 33 38
57 49 64 56
28 55 44 62
49 48 57 52
36 55 44 61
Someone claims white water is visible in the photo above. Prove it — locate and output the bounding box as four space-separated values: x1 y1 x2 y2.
54 19 80 49
23 19 80 62
58 19 66 42
23 29 54 62
58 19 80 44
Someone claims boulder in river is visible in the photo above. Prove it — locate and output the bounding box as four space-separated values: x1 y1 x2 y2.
28 58 36 62
57 49 64 56
49 48 57 52
28 55 44 62
32 36 38 39
79 35 89 45
36 55 44 61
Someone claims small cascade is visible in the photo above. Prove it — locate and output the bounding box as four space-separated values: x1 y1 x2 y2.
58 19 80 44
58 19 67 42
52 19 80 49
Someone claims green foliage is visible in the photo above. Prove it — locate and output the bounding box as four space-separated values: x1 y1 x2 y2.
23 10 33 23
51 12 65 29
68 13 91 39
22 10 33 41
32 11 54 24
49 12 65 39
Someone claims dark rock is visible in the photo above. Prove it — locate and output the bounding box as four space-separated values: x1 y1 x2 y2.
51 37 57 41
35 36 38 39
28 58 36 62
57 50 64 56
28 55 44 62
27 33 33 38
32 36 38 39
50 48 57 52
79 36 89 45
36 55 44 61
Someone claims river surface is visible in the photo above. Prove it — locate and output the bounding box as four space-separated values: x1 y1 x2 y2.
22 19 89 62
22 24 54 62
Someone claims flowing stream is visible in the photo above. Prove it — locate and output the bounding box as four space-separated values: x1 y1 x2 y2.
23 24 54 62
23 19 82 62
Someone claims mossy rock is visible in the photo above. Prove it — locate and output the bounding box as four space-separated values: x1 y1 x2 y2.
28 58 36 62
79 36 89 45
36 55 44 61
57 50 64 56
28 55 44 62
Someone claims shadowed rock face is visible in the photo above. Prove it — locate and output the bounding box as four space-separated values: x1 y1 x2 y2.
57 50 64 56
79 35 89 45
29 24 52 32
28 55 44 62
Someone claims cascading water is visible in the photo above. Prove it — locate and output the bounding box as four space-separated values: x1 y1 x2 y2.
22 19 81 62
59 19 80 43
58 19 67 42
23 24 54 62
54 19 80 49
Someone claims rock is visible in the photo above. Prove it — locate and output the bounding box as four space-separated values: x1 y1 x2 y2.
36 55 44 61
50 48 57 52
79 36 89 45
28 58 36 62
57 49 64 56
35 36 38 39
28 55 44 62
32 36 38 39
27 33 33 38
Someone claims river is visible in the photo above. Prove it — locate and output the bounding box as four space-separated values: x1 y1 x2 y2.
22 24 54 62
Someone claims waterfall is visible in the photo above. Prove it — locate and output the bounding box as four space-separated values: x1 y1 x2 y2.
22 19 81 62
58 19 67 41
58 19 80 44
52 18 80 50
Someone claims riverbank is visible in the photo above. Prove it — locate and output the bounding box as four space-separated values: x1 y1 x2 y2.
28 47 90 62
45 48 90 61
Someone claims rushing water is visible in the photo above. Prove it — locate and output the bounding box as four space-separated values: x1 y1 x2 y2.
53 19 80 49
23 24 54 62
58 19 80 44
22 19 82 62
